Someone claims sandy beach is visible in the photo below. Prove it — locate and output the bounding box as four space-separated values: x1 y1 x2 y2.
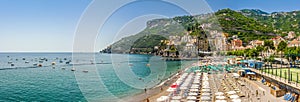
121 62 197 102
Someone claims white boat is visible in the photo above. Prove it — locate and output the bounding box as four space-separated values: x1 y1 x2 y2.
71 68 76 71
83 70 88 73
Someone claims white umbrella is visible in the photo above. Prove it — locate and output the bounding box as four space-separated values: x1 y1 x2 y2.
172 96 182 100
170 100 180 102
180 86 188 90
229 95 239 99
201 92 211 96
193 81 200 84
216 96 226 99
226 91 236 94
232 98 242 102
167 88 176 92
191 86 199 89
157 96 169 102
187 96 197 100
201 89 211 92
188 92 198 96
215 100 227 102
202 87 210 89
215 92 224 96
189 89 199 92
200 96 211 101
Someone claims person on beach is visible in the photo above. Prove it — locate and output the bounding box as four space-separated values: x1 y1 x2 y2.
160 86 163 92
256 90 258 97
144 88 147 93
146 98 149 102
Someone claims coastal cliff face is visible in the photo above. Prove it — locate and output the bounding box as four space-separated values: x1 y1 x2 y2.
100 9 300 54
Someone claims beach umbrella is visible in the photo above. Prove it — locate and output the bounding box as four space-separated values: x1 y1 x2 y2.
215 92 224 96
229 95 239 99
193 81 200 84
231 98 242 102
167 88 176 92
171 83 178 88
170 100 180 102
188 92 198 96
201 89 211 92
202 86 210 89
172 96 182 100
187 96 197 100
200 96 211 101
201 92 211 96
189 89 199 92
216 96 226 100
226 91 236 95
179 86 188 90
191 86 199 89
215 100 227 102
191 84 199 87
187 100 196 102
157 96 169 102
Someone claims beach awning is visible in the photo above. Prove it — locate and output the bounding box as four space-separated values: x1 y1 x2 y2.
246 72 255 75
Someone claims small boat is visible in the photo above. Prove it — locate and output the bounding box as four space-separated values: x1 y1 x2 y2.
51 62 56 65
83 70 88 73
129 63 133 66
11 63 15 66
71 68 76 71
64 58 67 60
39 60 43 63
8 61 12 64
38 64 42 67
59 60 63 63
25 61 29 63
33 63 38 67
65 61 70 64
146 64 151 66
61 67 66 70
22 58 26 60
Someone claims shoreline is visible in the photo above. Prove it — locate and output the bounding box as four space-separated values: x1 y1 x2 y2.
121 61 197 102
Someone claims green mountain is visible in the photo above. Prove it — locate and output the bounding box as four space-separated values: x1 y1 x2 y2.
101 8 300 53
239 9 300 36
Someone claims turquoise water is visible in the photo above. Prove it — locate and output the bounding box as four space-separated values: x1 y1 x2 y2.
0 53 194 101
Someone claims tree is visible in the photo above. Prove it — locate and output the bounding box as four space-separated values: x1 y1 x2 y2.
277 41 289 82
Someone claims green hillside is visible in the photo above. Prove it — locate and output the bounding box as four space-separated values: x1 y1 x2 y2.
101 9 300 53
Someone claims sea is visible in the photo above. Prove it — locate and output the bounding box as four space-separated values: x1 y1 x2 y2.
0 53 195 102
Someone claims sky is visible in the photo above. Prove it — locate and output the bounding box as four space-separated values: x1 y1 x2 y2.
0 0 300 52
